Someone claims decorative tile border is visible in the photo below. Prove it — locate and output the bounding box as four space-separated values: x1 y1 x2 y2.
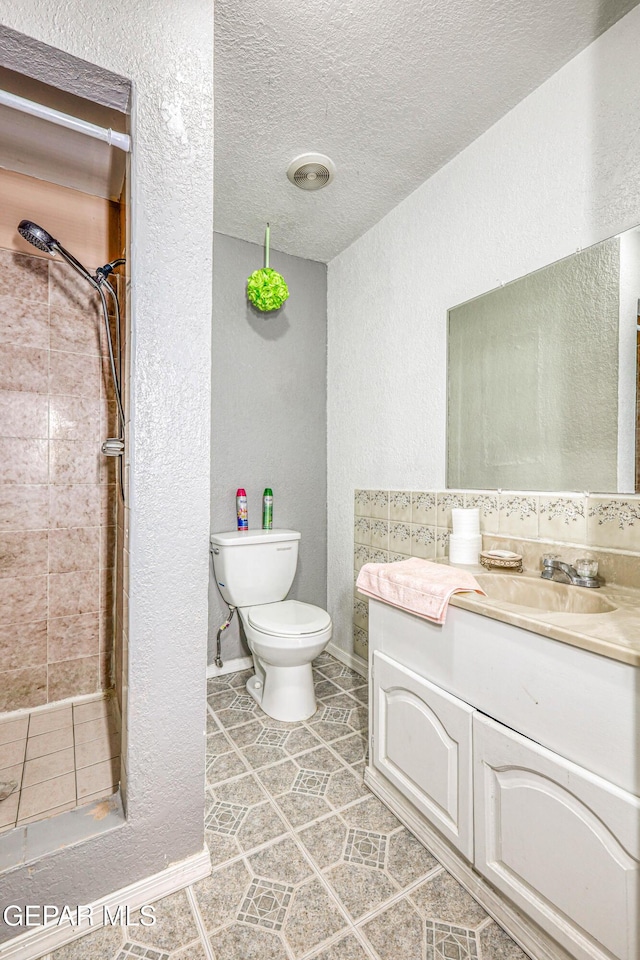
353 487 640 655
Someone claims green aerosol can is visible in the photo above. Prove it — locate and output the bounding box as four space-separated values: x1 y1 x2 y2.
262 488 273 529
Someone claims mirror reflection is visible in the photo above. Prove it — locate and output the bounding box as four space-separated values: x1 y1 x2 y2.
447 228 640 493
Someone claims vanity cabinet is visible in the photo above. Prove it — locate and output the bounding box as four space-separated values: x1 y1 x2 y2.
372 652 474 859
366 599 640 960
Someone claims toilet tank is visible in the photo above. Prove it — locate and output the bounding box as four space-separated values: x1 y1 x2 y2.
210 529 301 607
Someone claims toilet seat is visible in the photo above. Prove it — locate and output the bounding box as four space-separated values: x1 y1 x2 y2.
248 600 331 637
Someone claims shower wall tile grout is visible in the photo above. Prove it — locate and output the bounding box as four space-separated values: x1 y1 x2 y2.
0 246 119 713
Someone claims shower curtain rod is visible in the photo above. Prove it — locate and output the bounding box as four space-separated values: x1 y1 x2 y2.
0 88 131 153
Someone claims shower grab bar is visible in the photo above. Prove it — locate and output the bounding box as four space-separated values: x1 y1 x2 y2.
0 88 131 152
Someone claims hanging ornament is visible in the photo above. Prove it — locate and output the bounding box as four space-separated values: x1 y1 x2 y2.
246 223 289 312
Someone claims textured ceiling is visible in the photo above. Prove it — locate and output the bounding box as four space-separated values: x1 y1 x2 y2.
214 0 638 263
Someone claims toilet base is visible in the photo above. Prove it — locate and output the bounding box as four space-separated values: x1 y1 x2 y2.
246 662 318 722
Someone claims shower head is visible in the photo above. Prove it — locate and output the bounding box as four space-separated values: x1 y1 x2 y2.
17 220 58 255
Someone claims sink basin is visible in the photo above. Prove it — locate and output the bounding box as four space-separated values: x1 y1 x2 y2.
474 574 617 615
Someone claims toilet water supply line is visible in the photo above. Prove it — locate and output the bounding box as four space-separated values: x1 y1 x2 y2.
216 606 236 669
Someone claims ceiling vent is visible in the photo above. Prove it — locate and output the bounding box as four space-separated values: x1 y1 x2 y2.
286 153 335 191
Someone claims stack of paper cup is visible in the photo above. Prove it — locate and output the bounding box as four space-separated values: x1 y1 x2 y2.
449 508 482 565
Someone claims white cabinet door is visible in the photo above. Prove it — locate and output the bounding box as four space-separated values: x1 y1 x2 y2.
372 651 474 859
474 713 640 960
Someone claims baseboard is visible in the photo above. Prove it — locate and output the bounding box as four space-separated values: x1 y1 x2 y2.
206 656 253 678
325 641 367 678
364 768 575 960
0 848 212 960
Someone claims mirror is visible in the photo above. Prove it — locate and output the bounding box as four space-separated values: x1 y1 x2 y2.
447 228 640 493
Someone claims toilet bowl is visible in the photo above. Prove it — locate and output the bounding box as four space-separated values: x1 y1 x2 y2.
210 529 332 722
241 600 332 721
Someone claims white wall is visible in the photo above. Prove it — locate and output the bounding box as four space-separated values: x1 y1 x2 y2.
327 5 640 659
0 1 212 930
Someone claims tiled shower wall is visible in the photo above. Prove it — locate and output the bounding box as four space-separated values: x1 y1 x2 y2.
353 489 640 659
0 248 117 712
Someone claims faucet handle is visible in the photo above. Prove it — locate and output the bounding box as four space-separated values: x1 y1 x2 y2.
542 553 560 568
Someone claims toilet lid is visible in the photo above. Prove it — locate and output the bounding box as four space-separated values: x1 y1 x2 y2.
248 600 331 636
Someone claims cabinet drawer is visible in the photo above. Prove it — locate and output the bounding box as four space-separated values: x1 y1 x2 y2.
474 713 640 960
372 651 474 860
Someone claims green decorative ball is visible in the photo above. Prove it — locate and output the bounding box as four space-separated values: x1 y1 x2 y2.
246 268 289 312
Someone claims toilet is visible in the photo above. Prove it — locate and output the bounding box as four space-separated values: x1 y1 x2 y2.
210 529 332 721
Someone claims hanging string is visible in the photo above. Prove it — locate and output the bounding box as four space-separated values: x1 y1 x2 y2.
265 222 270 269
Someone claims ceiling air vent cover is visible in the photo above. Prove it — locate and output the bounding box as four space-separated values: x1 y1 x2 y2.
286 153 336 191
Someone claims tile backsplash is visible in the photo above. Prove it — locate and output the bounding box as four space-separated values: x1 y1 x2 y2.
352 488 640 660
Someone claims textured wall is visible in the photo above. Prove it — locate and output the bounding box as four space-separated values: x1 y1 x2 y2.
0 3 212 935
210 233 327 663
327 5 640 661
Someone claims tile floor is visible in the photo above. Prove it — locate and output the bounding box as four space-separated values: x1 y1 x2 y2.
0 694 120 830
39 654 529 960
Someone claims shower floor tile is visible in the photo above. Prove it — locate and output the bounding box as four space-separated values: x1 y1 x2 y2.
0 693 120 832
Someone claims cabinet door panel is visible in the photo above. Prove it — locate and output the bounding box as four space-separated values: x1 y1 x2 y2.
474 713 640 960
372 651 473 859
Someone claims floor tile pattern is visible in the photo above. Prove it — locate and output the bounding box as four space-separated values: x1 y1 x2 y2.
0 693 120 830
45 654 529 960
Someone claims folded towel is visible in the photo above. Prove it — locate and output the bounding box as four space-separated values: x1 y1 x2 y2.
356 558 485 624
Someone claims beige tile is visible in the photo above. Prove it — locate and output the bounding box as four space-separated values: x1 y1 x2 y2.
101 401 118 439
361 897 424 960
0 665 47 712
22 747 75 788
411 491 436 525
49 527 100 574
73 697 110 724
498 494 539 538
369 490 389 520
74 714 114 744
388 522 411 553
17 798 77 825
17 771 76 820
49 351 101 398
388 491 412 522
0 739 26 770
26 725 74 761
76 756 120 799
49 484 100 529
410 869 488 927
354 491 370 518
75 731 119 769
0 345 48 394
0 575 47 625
0 438 48 483
50 441 100 485
0 789 19 828
49 396 100 442
436 491 465 527
48 612 100 662
28 706 72 737
0 530 48 579
49 569 100 619
0 296 49 350
0 391 49 439
410 523 436 559
587 496 640 551
538 496 587 544
0 715 29 744
369 520 389 550
354 517 370 547
0 620 47 671
48 656 99 703
49 303 102 357
100 525 116 570
0 250 49 302
78 785 118 805
0 485 48 532
464 492 499 533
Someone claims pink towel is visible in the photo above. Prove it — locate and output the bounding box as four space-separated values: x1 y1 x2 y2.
356 558 486 625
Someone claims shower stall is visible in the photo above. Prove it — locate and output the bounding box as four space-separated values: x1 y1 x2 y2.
0 68 131 834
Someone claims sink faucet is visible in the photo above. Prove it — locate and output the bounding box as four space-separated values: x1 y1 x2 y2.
541 557 601 589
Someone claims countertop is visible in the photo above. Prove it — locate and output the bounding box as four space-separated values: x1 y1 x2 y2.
447 564 640 667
